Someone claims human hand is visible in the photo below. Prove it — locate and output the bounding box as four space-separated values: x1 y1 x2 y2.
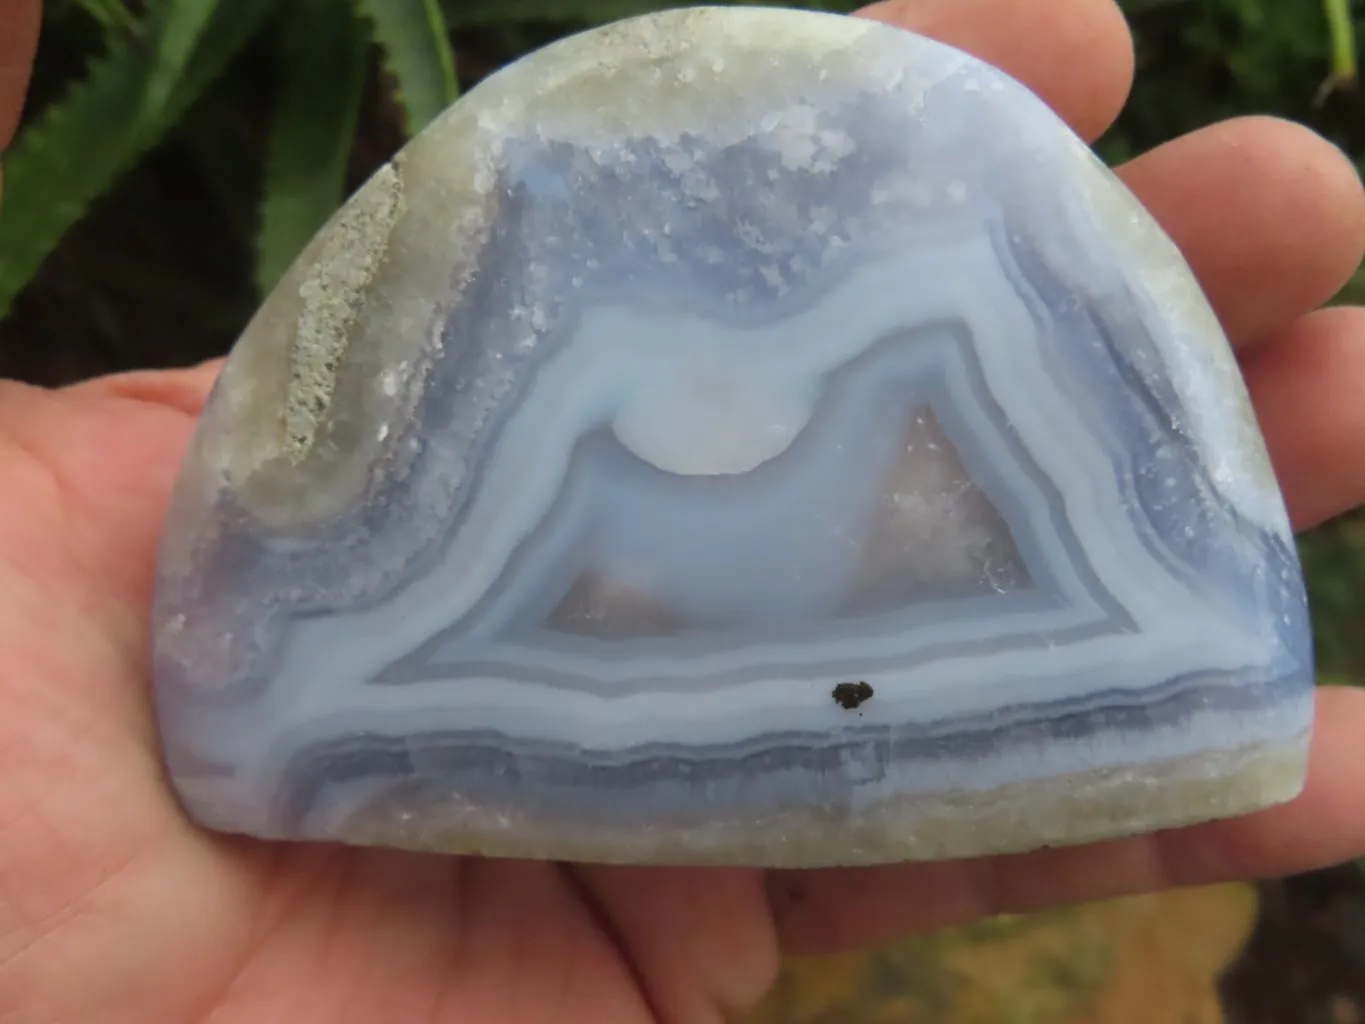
0 0 37 205
2 0 1364 1021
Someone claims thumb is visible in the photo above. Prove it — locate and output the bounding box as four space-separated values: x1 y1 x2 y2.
69 357 226 417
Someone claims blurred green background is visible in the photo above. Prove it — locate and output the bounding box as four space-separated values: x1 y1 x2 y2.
0 2 1362 1019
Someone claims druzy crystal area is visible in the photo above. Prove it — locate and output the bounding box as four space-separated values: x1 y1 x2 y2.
151 7 1315 867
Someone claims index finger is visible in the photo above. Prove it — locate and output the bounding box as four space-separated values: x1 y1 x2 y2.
0 0 40 150
858 0 1135 143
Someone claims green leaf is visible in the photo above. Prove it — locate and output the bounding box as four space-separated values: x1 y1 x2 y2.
137 0 222 131
444 0 665 26
1321 0 1358 90
0 0 275 318
70 0 142 39
357 0 461 134
443 0 860 28
1336 260 1365 306
254 0 369 294
179 90 265 249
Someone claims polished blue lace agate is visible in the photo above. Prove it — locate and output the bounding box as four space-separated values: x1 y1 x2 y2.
151 7 1314 867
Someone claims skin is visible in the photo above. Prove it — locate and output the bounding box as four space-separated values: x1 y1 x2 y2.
0 0 1363 1020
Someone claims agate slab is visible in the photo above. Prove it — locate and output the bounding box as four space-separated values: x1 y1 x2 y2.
151 6 1315 867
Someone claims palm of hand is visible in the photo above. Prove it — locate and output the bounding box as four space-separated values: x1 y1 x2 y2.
1 373 783 1024
3 1 1365 1023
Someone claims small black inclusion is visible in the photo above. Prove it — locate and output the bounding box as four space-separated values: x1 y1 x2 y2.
831 680 874 710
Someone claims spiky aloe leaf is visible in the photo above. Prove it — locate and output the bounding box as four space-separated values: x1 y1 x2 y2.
442 0 857 28
136 0 221 131
254 0 369 294
443 0 665 27
356 0 460 135
70 0 142 38
1324 0 1358 85
0 0 274 318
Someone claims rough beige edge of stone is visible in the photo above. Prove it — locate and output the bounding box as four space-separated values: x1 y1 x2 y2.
283 170 404 465
183 7 966 526
464 7 891 152
194 160 406 526
193 127 500 527
334 734 1309 868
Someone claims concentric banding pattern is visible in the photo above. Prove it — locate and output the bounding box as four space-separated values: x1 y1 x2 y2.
151 8 1313 867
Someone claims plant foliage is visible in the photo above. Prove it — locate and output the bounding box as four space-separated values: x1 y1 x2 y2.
0 0 465 316
135 0 220 132
357 0 461 133
0 0 274 315
70 0 140 38
1325 0 1359 91
443 0 858 28
255 0 369 293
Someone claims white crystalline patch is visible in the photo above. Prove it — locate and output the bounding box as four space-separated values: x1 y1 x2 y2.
612 360 812 476
759 264 787 292
281 164 404 463
871 178 937 207
760 104 856 174
472 163 496 195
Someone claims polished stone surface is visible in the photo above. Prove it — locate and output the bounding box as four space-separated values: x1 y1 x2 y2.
151 6 1315 867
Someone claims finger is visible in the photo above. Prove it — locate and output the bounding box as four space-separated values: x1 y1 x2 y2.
1117 117 1365 349
856 0 1134 143
570 865 779 1023
68 357 224 417
768 685 1365 955
1244 306 1365 531
0 0 40 204
0 0 39 149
